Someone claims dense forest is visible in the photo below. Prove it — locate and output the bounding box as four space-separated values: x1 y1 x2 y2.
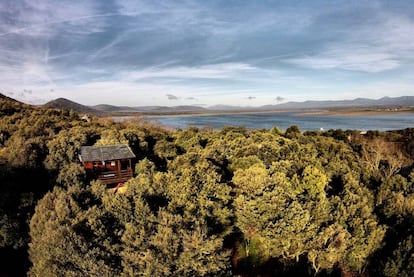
1 96 414 276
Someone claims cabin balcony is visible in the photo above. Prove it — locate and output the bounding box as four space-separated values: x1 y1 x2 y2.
96 169 133 185
79 144 136 186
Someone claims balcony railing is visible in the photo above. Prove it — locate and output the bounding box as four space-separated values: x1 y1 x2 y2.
97 169 133 185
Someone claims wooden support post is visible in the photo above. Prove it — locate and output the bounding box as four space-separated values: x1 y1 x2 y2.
117 160 121 179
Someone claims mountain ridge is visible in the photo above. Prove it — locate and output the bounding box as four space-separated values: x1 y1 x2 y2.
35 95 414 115
263 96 414 110
43 98 107 116
0 93 25 104
92 96 414 113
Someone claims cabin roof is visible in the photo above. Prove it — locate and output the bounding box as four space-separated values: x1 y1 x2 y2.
79 144 136 162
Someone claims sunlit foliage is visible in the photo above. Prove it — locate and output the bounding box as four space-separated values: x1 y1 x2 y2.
1 98 414 276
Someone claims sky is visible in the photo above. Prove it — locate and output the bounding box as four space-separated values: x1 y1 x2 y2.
1 0 414 107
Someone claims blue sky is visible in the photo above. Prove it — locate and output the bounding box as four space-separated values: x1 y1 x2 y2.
1 0 414 106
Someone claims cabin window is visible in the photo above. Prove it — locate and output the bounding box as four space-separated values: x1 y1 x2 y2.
111 161 116 166
121 160 129 170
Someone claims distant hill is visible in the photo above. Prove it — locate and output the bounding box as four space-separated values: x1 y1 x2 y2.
93 104 208 113
142 105 208 113
98 96 414 113
44 98 208 115
267 96 414 110
40 95 414 116
92 104 138 113
0 93 24 104
208 104 254 111
44 98 105 115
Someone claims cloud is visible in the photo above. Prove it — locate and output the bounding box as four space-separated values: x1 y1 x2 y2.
121 63 257 81
286 12 414 73
166 94 179 100
86 32 129 62
0 1 109 37
1 1 414 107
287 46 400 73
0 0 113 96
246 96 256 100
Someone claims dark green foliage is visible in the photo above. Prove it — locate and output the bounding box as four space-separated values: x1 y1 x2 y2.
285 125 301 139
29 184 120 276
384 235 414 277
1 99 414 276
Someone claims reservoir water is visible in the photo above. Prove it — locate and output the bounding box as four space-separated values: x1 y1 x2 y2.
142 112 414 131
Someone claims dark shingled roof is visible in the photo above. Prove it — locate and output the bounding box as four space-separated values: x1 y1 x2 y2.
79 144 135 162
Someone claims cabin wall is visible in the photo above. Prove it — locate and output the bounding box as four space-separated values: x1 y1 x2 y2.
83 160 119 171
104 161 118 171
83 161 94 170
81 158 134 185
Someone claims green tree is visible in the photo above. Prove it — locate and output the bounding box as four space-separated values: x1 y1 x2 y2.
29 185 120 276
384 235 414 277
285 125 301 139
329 173 386 273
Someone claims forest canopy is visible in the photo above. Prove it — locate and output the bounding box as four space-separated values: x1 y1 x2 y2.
1 97 414 276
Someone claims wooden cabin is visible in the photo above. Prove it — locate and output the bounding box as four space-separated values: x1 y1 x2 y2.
79 144 136 185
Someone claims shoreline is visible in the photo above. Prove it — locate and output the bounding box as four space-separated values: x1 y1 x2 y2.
110 108 414 119
142 109 290 118
108 109 414 132
295 109 414 116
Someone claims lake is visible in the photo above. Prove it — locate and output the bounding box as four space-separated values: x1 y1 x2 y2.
141 112 414 131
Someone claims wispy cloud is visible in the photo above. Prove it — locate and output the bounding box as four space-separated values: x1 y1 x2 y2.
0 1 109 37
1 1 413 106
0 0 111 98
287 47 400 73
286 11 414 73
121 63 258 81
